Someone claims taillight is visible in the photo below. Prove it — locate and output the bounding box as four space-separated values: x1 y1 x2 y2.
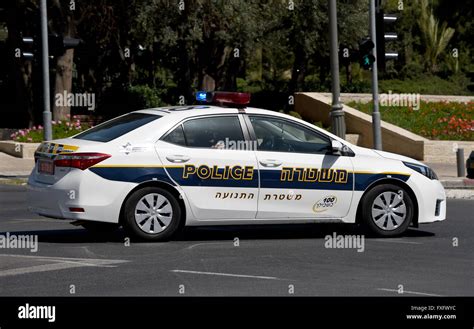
54 153 111 170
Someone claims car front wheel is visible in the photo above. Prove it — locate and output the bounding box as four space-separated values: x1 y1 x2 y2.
122 187 182 241
360 184 414 237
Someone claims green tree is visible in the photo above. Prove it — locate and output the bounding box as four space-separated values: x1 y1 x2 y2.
418 0 454 73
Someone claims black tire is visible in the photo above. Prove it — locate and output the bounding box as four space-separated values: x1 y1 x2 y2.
122 187 182 242
81 222 120 234
360 183 414 237
467 167 474 179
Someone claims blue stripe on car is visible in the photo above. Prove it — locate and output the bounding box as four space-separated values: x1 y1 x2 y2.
89 166 409 191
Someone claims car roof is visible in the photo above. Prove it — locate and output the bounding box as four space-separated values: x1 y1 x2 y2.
132 104 347 144
135 105 281 116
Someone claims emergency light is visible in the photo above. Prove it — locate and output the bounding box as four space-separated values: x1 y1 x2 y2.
195 91 250 105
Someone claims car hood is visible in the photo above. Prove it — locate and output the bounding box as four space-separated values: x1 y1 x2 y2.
373 150 425 166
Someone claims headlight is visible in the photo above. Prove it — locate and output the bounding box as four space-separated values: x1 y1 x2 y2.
403 162 438 180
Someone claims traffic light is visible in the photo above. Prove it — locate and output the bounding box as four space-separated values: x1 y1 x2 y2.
358 38 376 70
48 34 82 57
17 34 82 61
20 36 35 60
376 10 398 71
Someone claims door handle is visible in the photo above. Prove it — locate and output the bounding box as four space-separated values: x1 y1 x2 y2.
259 159 282 167
166 155 190 163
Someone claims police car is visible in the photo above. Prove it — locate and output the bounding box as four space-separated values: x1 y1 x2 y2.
27 91 446 241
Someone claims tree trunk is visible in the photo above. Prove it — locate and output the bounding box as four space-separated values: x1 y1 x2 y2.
53 49 74 121
289 47 307 93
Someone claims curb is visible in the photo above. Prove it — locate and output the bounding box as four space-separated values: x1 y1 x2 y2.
445 189 474 200
440 178 474 189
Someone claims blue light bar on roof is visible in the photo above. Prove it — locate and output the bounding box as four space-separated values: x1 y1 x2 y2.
195 91 251 105
196 91 209 102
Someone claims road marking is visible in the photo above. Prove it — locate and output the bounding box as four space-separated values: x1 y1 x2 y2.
186 242 230 250
171 269 281 280
0 263 85 277
3 219 61 223
371 239 422 245
377 288 442 297
0 254 128 278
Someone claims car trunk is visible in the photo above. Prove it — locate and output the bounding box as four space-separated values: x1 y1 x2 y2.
32 138 104 185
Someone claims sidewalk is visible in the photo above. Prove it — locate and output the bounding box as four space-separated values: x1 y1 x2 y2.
0 152 34 177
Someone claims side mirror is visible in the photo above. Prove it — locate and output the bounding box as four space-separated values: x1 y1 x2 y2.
331 140 344 153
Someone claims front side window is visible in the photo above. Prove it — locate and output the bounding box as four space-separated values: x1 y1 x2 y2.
74 113 161 142
249 116 330 154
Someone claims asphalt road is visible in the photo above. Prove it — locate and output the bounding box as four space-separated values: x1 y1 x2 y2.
0 185 472 296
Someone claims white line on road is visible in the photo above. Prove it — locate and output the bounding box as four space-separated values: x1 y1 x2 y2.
377 288 442 297
0 254 128 278
186 242 230 250
0 254 127 264
171 269 281 280
0 263 85 278
371 239 422 245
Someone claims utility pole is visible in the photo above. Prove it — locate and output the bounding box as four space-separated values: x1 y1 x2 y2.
328 0 345 139
370 0 382 150
40 0 52 141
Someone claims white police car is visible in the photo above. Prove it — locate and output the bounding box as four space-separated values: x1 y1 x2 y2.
27 91 446 241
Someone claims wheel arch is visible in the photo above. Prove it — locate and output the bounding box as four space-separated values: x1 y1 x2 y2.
118 180 187 227
355 178 419 228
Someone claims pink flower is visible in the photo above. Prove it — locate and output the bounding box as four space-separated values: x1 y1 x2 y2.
52 120 56 125
32 126 37 130
10 133 15 138
67 114 71 118
19 130 25 136
38 125 43 129
27 137 32 142
66 121 70 126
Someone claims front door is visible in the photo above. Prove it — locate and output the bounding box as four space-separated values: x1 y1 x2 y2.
247 115 354 219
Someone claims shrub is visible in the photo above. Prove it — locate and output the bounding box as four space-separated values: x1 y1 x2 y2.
348 101 474 141
10 115 91 143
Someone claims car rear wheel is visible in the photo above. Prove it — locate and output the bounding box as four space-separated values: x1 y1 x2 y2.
122 187 182 241
360 184 414 237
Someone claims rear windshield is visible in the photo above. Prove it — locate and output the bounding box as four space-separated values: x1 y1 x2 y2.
74 113 161 142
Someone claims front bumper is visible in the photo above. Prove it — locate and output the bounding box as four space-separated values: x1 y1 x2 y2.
408 176 446 224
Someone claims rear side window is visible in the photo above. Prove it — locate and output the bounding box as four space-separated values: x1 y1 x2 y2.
182 116 244 148
74 113 161 142
161 116 246 148
162 124 186 146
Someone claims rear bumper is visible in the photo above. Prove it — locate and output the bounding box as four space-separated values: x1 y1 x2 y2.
27 169 136 224
27 180 71 219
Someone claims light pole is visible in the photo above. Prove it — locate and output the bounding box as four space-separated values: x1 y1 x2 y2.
328 0 345 139
369 0 382 150
40 0 52 141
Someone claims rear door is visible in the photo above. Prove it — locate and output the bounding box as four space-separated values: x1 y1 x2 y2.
156 114 259 220
246 115 354 219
